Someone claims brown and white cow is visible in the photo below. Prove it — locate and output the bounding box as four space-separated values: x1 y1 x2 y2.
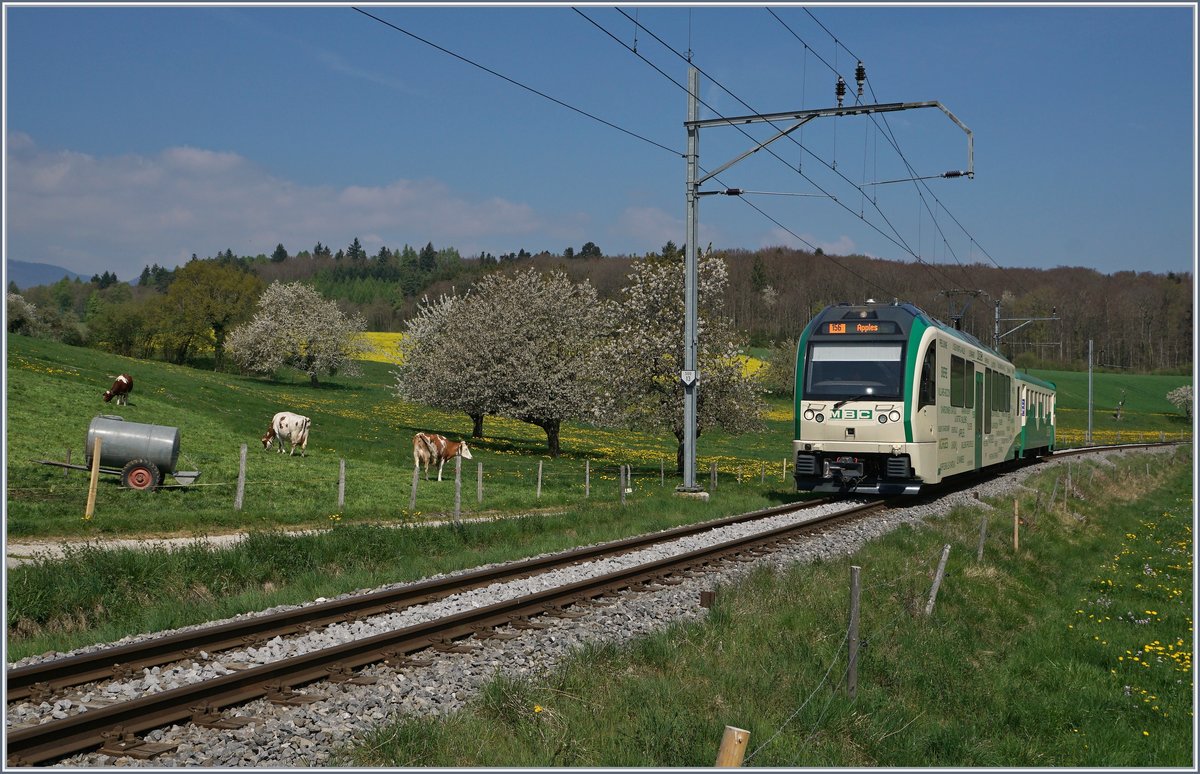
413 432 473 481
102 373 133 405
262 411 311 457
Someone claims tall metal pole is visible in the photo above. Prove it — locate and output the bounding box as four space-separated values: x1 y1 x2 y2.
1087 339 1094 445
679 66 701 493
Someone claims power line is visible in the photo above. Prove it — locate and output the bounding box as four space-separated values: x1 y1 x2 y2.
797 7 1035 297
352 7 682 158
598 8 966 293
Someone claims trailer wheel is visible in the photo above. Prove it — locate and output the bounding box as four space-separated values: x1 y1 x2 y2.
121 459 161 491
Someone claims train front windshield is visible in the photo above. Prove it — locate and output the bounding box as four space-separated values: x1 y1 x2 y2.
804 343 904 401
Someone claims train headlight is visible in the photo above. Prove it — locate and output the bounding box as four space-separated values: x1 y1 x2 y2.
889 410 901 422
877 414 888 424
803 409 815 421
815 413 825 423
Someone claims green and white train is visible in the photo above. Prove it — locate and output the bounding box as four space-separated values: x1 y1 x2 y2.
793 301 1056 495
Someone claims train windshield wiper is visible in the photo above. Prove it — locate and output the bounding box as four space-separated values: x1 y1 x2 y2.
833 393 874 410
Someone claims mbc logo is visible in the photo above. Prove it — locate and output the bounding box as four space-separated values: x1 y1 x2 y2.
830 409 874 420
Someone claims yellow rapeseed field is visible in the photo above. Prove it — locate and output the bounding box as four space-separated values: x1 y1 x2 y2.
356 332 405 364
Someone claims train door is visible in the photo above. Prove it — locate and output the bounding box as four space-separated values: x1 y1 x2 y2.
974 371 984 470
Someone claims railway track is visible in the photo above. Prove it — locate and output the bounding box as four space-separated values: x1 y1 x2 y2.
6 440 1184 766
6 497 886 766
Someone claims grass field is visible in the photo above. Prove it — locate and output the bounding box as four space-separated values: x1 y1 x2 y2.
4 335 1191 540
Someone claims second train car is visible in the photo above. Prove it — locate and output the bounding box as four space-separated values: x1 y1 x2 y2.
793 301 1056 494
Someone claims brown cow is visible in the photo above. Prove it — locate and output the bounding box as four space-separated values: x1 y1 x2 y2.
102 373 133 405
413 432 473 481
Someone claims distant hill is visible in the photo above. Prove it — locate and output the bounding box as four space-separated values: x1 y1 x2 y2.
5 260 86 291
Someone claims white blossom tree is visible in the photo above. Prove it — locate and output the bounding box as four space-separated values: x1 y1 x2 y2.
227 281 368 386
605 249 765 472
394 269 612 456
393 292 497 438
1166 384 1193 419
6 292 44 336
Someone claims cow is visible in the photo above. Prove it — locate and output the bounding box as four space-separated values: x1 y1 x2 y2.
413 432 473 481
102 374 133 405
262 411 311 457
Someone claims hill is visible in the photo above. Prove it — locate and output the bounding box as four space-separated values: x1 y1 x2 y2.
5 259 86 291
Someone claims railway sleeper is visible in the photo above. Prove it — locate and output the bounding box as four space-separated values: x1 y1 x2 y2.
324 664 379 685
98 727 178 760
431 639 479 654
190 704 255 730
263 682 322 706
468 626 520 641
380 651 434 668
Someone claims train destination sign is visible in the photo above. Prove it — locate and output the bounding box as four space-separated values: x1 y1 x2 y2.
823 321 900 335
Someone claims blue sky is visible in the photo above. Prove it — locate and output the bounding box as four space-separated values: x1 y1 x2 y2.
3 3 1196 281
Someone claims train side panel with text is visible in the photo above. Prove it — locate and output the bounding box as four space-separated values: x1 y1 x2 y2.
792 302 1056 495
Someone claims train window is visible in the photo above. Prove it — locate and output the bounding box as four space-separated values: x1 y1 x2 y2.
965 362 974 408
918 347 936 409
984 368 993 434
950 355 965 407
803 343 904 401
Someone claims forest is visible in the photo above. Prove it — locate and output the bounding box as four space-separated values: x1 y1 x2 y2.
7 238 1193 375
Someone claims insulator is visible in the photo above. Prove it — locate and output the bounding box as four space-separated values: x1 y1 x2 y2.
855 61 866 96
835 76 846 106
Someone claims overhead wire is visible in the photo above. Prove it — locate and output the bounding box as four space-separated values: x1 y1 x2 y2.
600 8 966 293
797 7 1035 297
771 7 980 292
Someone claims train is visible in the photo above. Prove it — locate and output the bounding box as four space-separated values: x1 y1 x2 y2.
792 301 1056 495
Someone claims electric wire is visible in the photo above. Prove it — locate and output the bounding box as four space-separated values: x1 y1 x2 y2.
599 8 965 293
351 7 682 158
771 7 981 292
798 8 1035 297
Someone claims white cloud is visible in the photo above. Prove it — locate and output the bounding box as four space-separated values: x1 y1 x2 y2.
4 134 553 278
760 227 857 256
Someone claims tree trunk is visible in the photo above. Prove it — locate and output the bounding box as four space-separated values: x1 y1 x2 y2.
541 419 561 458
470 413 485 439
310 372 320 387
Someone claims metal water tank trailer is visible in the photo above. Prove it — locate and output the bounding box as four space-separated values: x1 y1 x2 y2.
86 415 181 473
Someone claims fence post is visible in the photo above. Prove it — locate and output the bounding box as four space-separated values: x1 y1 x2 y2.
1013 499 1020 552
235 443 247 511
537 460 543 499
585 459 590 498
84 437 102 520
925 544 951 617
454 454 462 522
848 565 861 699
714 726 750 768
337 458 346 510
976 515 988 561
710 461 718 491
409 464 419 511
760 461 765 484
477 462 483 504
64 448 71 477
661 458 665 486
620 465 626 506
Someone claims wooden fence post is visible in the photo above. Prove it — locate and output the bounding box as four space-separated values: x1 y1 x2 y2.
976 515 988 561
454 454 462 522
925 544 951 617
537 461 543 499
235 443 247 511
620 465 626 506
661 459 665 486
848 565 861 699
84 437 102 520
710 461 718 491
337 458 346 510
477 462 483 504
64 448 71 477
409 464 419 511
760 461 765 484
1013 499 1020 552
782 458 787 482
585 459 590 498
714 726 750 768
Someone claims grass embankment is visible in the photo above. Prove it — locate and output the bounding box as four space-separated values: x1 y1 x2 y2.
350 447 1194 767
